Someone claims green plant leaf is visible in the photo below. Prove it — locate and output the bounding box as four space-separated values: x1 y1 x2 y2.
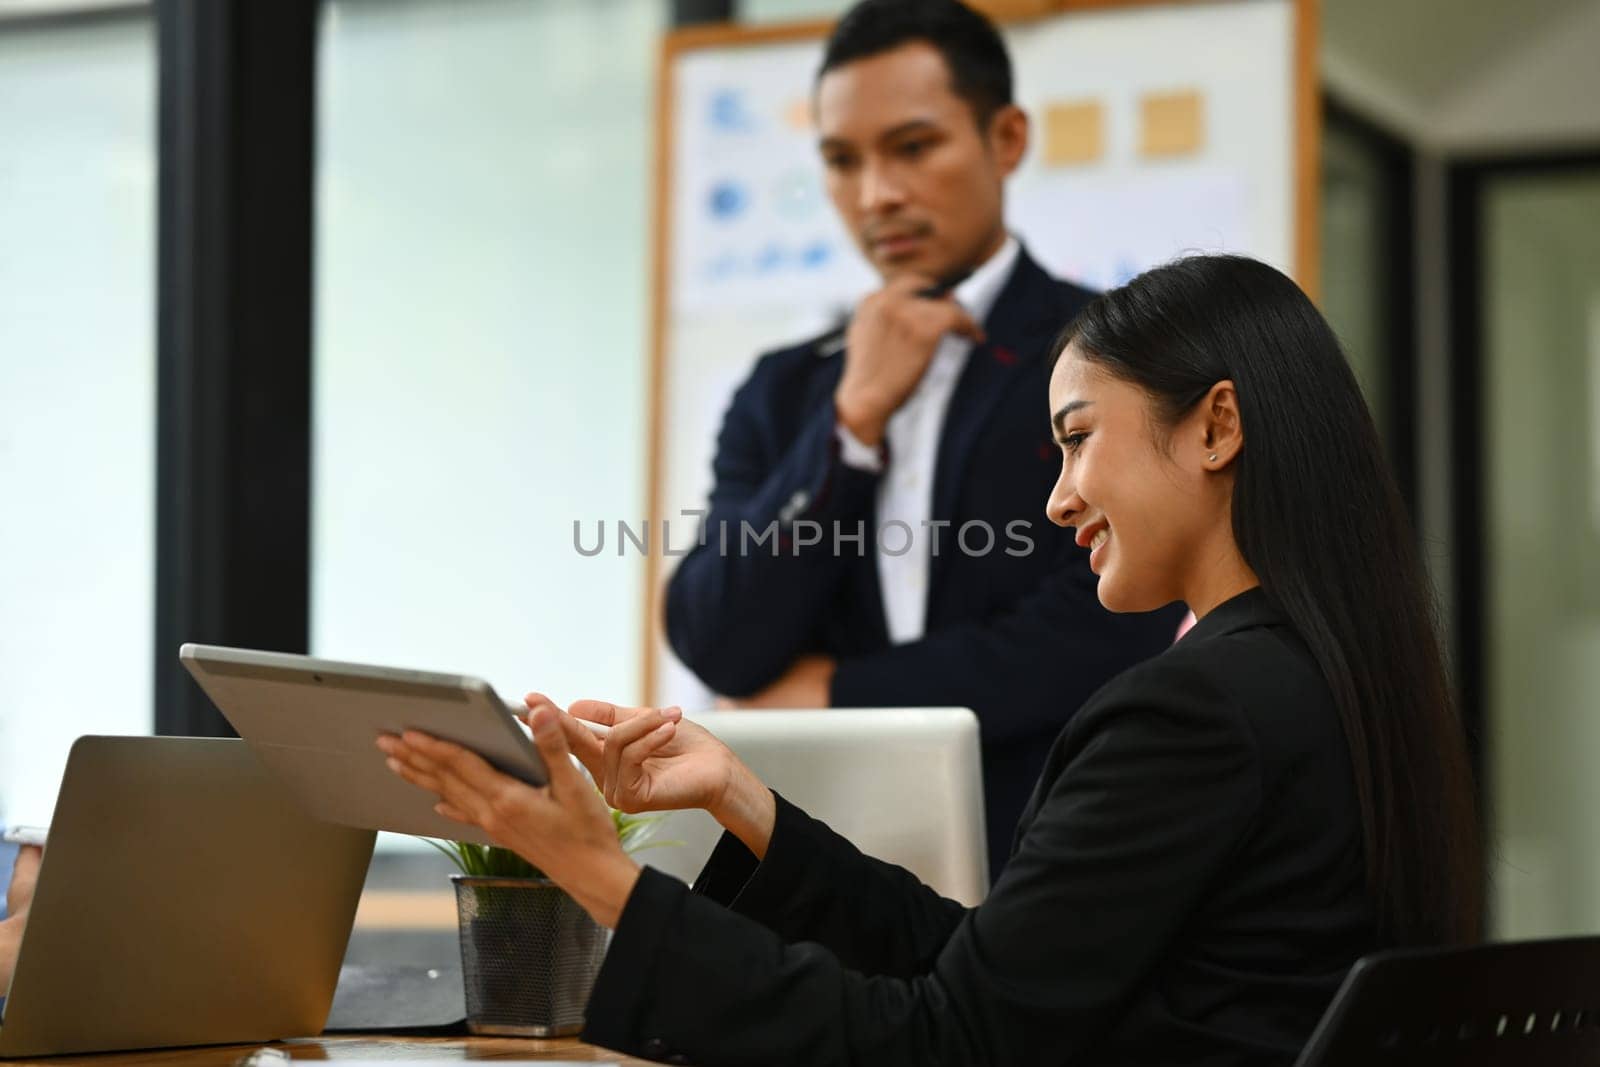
418 793 679 882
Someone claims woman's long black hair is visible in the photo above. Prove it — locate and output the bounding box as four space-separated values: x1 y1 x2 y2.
1054 254 1482 947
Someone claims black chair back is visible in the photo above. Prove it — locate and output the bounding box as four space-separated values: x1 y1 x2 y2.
1296 937 1600 1066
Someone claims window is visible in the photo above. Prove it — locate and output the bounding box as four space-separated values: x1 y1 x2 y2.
314 0 663 850
0 13 157 825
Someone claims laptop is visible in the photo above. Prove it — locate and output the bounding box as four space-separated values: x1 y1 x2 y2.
0 736 375 1058
640 708 989 905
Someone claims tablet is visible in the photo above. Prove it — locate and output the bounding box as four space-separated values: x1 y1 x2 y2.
179 643 546 845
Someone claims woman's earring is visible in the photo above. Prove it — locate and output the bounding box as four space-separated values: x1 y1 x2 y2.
1208 453 1218 463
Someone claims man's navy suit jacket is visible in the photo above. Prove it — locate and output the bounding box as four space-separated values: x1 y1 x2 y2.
666 247 1185 874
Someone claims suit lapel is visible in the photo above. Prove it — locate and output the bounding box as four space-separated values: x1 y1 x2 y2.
929 249 1070 584
805 340 890 647
805 348 848 412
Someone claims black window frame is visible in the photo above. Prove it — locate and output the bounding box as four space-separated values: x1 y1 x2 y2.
1322 91 1419 510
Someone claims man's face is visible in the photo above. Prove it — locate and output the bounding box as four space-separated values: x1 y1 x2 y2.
815 41 1023 284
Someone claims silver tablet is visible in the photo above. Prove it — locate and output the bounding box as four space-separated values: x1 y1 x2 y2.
179 643 546 845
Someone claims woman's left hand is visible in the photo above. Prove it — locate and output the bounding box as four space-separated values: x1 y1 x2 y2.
376 705 642 928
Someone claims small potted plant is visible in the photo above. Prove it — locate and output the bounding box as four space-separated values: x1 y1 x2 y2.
428 809 670 1036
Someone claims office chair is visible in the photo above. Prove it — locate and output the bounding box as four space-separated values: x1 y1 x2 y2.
1296 936 1600 1066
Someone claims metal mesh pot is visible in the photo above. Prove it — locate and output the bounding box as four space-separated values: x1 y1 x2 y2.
451 875 610 1036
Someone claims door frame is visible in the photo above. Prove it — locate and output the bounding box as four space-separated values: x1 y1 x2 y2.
1446 148 1600 782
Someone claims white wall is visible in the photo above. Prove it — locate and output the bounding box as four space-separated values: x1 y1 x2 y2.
1433 0 1600 151
1323 0 1600 153
736 0 849 21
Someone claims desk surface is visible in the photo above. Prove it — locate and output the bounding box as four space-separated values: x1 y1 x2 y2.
2 1035 654 1064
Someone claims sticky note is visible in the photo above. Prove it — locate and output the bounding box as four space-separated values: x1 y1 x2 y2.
1140 89 1205 158
783 97 811 132
1043 100 1104 167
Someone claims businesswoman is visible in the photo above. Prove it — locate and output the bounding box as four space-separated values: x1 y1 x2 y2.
380 254 1482 1066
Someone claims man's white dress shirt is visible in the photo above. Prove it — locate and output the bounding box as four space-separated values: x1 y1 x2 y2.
835 236 1020 645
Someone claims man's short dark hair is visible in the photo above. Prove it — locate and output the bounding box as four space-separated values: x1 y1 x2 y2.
818 0 1014 127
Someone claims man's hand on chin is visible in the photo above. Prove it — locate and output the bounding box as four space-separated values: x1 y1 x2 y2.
725 655 837 709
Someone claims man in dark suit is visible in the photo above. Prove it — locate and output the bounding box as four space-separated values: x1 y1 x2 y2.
665 0 1182 874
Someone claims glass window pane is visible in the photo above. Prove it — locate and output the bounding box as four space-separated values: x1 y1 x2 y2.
1320 120 1393 434
1482 166 1600 938
0 15 157 826
314 0 662 851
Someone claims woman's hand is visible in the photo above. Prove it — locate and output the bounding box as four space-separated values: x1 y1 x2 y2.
535 696 777 860
376 708 641 928
553 698 729 813
1 844 42 986
6 844 40 919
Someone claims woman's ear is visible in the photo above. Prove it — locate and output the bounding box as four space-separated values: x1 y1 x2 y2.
1198 380 1243 471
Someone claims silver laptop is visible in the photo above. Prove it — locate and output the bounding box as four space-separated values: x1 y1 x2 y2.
0 736 375 1059
642 708 989 905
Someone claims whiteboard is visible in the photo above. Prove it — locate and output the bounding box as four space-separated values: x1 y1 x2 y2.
646 0 1315 704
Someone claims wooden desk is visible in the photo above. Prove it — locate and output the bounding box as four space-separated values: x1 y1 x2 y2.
2 1035 655 1064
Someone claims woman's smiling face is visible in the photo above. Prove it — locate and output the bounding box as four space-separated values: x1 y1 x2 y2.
1045 345 1214 614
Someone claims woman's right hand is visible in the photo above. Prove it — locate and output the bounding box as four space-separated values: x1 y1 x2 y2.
525 694 777 859
565 698 732 814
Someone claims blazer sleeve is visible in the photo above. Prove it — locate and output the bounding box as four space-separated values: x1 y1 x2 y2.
664 360 879 696
831 538 1185 745
687 792 969 977
580 665 1263 1067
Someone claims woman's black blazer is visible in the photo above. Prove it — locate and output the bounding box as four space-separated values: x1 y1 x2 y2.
582 587 1378 1065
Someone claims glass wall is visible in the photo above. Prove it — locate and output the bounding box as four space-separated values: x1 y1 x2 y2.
1320 117 1398 444
314 0 663 851
1481 165 1600 938
0 14 157 827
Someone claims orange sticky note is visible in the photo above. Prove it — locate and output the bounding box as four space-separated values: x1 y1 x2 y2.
783 97 811 132
1043 100 1104 167
1140 89 1205 158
